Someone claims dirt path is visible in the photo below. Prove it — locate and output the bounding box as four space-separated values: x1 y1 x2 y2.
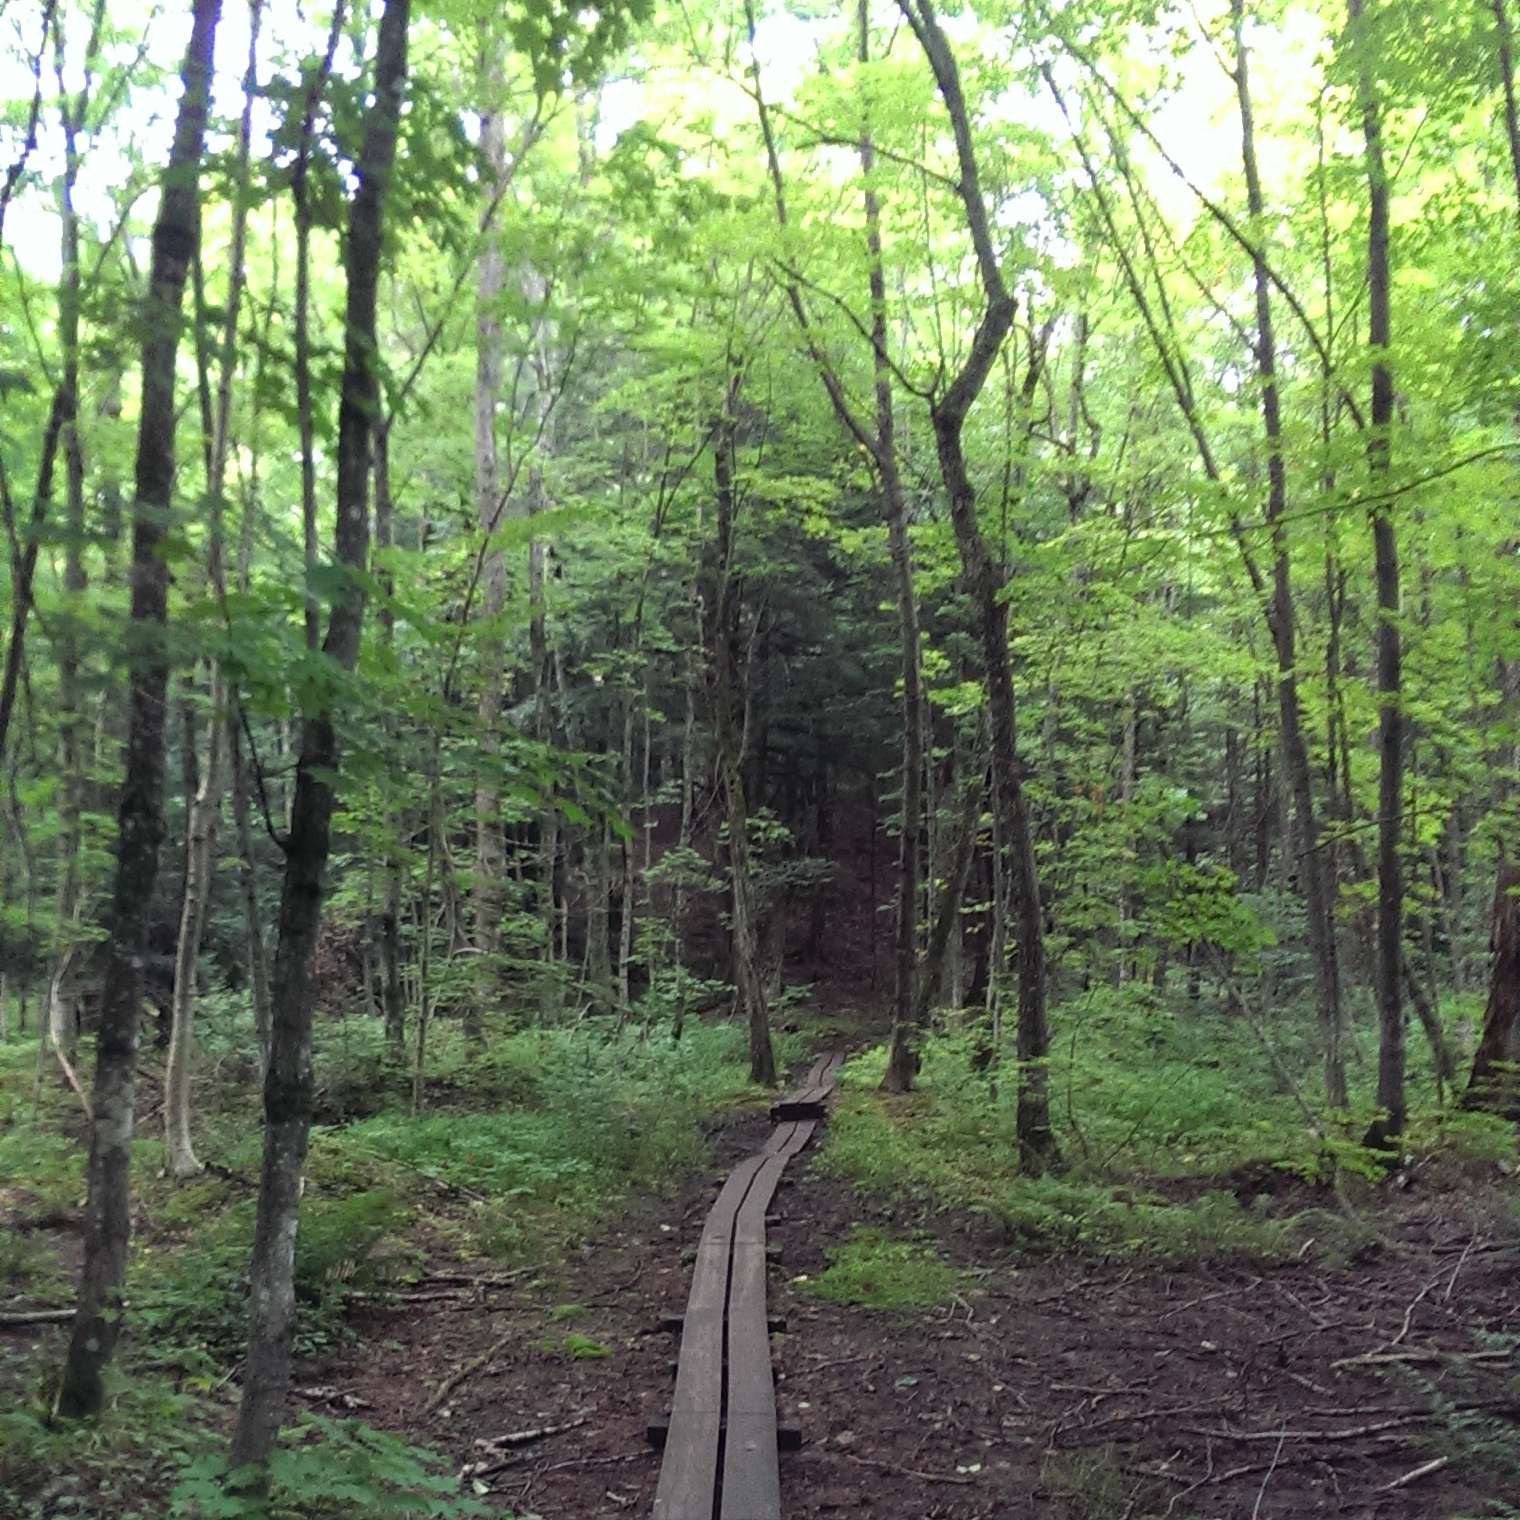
322 1115 1520 1520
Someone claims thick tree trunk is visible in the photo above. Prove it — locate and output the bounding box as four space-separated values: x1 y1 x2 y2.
229 0 408 1469
55 0 221 1420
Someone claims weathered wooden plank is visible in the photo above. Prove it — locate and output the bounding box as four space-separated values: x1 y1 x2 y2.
653 1154 764 1519
770 1052 843 1121
719 1411 783 1520
721 1242 780 1520
653 1052 838 1520
651 1404 721 1520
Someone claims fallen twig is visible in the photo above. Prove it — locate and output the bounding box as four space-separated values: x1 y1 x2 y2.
1331 1347 1513 1370
1443 1236 1483 1302
842 1454 974 1485
1250 1434 1286 1520
1381 1455 1450 1491
1188 1413 1430 1443
422 1329 514 1415
0 1307 74 1327
476 1415 588 1451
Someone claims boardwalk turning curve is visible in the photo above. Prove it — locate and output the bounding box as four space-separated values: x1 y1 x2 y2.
652 1054 843 1520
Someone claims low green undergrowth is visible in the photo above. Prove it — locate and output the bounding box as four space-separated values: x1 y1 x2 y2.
823 985 1513 1265
801 1225 965 1311
1 1380 482 1520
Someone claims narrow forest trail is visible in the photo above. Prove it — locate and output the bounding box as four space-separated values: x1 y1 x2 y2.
315 1073 1520 1520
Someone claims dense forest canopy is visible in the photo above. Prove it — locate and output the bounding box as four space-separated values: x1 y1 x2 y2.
5 0 1520 1496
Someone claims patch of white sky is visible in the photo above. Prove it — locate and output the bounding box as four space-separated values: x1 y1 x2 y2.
3 0 349 281
4 0 1340 285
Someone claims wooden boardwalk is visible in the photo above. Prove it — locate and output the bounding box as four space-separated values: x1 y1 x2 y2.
652 1053 843 1520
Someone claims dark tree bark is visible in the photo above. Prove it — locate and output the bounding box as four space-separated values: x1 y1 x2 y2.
54 0 222 1420
748 0 928 1082
1349 0 1405 1150
709 382 775 1087
229 0 410 1469
1232 0 1347 1108
901 0 1054 1164
1465 860 1520 1116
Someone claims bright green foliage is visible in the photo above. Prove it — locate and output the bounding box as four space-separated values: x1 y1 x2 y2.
170 1416 487 1520
803 1226 965 1311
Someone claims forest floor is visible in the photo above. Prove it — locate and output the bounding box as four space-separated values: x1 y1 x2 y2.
306 1105 1520 1520
5 1036 1520 1520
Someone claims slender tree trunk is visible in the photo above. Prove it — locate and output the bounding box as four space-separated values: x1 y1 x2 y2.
0 391 66 767
711 383 774 1086
1232 0 1347 1108
472 50 508 1016
749 0 924 1086
1350 0 1405 1149
1496 0 1520 225
229 722 272 1078
854 0 925 1093
1465 860 1520 1116
230 0 408 1468
55 0 221 1419
49 2 97 1063
901 0 1052 1163
371 424 406 1056
164 2 260 1177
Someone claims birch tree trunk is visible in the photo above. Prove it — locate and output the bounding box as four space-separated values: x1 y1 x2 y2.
55 0 221 1419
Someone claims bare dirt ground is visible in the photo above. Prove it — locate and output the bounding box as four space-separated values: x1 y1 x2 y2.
319 1110 1520 1520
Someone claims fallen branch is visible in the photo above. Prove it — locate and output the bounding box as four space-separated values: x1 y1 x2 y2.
459 1418 590 1483
1331 1347 1514 1370
1188 1413 1430 1443
422 1330 514 1415
294 1385 372 1410
476 1415 588 1451
1381 1455 1450 1491
0 1307 74 1327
